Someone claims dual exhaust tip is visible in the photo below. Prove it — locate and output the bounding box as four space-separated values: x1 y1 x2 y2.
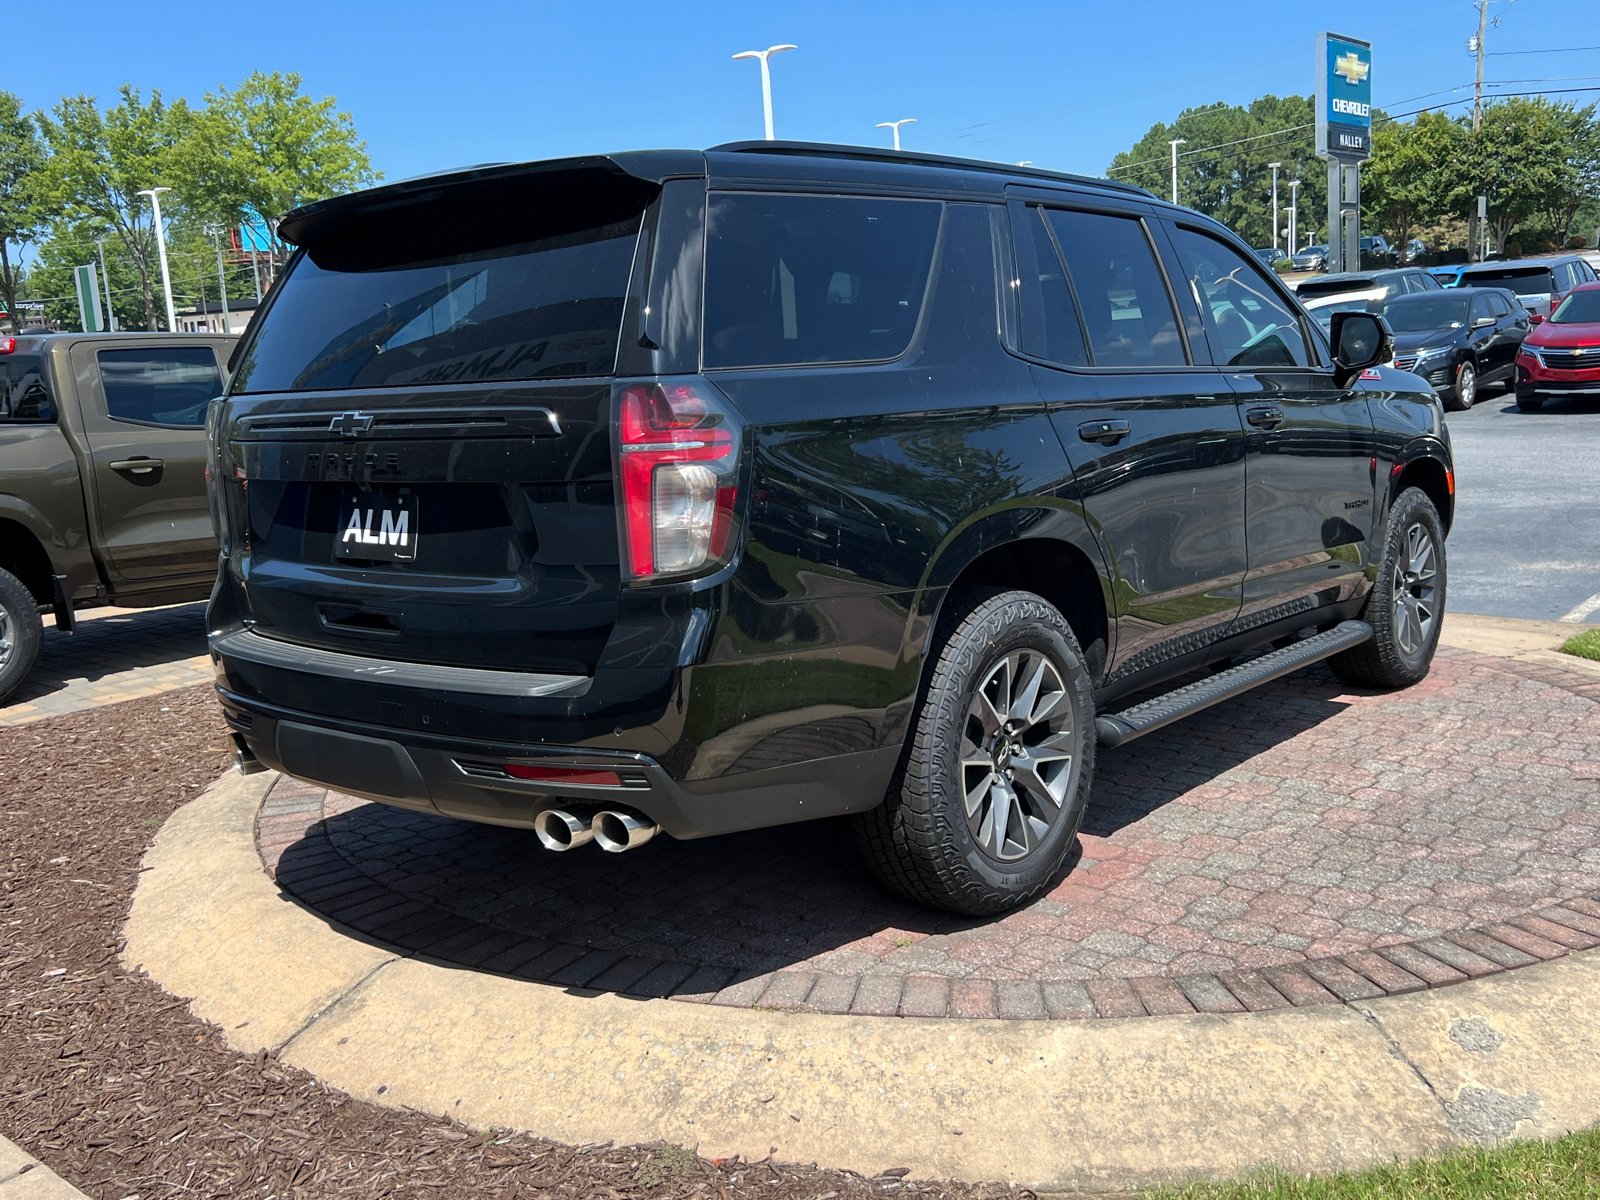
533 808 659 854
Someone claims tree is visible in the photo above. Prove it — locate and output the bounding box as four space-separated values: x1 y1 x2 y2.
1361 111 1462 263
0 90 44 331
36 87 193 330
171 71 378 277
1454 97 1589 255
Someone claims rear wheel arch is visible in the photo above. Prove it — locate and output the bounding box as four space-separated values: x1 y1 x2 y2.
0 518 55 605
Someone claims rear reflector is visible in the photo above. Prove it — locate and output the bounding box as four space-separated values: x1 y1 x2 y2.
502 764 623 786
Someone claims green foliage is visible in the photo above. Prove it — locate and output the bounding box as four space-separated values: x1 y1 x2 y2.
632 1144 699 1188
0 89 44 326
1457 98 1600 255
1562 628 1600 662
1152 1127 1600 1199
1362 112 1462 262
26 225 145 329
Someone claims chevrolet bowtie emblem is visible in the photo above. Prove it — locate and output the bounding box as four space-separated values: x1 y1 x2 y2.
331 411 374 437
1335 52 1369 86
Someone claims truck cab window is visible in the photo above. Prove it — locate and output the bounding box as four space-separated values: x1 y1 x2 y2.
97 347 222 427
0 357 54 422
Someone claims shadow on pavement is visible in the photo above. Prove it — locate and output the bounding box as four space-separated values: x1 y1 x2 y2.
5 603 209 709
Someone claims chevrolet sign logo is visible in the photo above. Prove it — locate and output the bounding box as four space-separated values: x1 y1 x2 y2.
331 411 374 437
1335 52 1369 86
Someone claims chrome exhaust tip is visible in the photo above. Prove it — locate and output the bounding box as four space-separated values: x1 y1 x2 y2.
230 732 266 776
592 810 660 853
534 808 595 852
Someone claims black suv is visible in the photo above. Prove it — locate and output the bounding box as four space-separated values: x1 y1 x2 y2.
209 143 1453 915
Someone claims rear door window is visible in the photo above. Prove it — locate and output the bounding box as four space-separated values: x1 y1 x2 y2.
97 347 222 427
702 193 942 368
0 356 54 422
1471 294 1496 324
1169 227 1310 368
1043 209 1185 366
1012 205 1089 366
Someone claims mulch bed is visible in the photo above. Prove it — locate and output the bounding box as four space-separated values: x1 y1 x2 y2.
0 686 1027 1200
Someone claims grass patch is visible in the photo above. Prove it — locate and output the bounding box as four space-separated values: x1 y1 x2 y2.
1561 628 1600 662
1150 1128 1600 1200
632 1144 698 1188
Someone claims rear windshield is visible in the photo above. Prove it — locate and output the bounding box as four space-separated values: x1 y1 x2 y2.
0 355 53 421
232 213 643 393
1462 267 1555 292
1296 278 1376 298
1552 290 1600 324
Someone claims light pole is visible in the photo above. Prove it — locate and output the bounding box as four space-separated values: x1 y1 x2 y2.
1169 138 1186 206
875 118 916 151
1288 180 1300 253
210 227 231 333
137 187 176 332
732 44 797 141
1267 162 1282 252
93 237 116 332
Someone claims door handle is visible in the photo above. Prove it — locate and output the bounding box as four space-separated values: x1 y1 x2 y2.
1077 419 1131 446
1245 407 1285 430
110 458 164 474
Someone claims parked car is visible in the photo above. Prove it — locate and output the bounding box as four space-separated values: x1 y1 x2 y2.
1431 265 1468 288
1452 254 1598 317
1253 247 1288 268
0 332 236 702
1296 269 1443 326
1403 238 1427 264
1360 235 1393 267
1379 288 1528 410
207 143 1452 916
1292 244 1329 272
1514 280 1600 411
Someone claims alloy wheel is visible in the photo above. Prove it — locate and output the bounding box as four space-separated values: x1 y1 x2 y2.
1392 523 1439 657
0 603 12 669
959 649 1078 861
1458 363 1476 408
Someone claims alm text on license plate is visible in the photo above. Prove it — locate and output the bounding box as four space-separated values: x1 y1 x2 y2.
337 490 418 562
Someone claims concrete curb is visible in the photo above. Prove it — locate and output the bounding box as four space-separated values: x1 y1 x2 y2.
125 770 1600 1192
0 1136 89 1199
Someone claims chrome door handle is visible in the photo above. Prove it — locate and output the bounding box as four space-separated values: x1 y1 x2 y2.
110 458 164 474
1245 407 1285 429
1078 419 1131 445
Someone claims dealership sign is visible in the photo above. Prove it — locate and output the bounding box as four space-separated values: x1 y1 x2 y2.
1316 32 1372 162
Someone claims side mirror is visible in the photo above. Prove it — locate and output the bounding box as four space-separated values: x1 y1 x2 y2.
1329 310 1393 387
1473 315 1496 328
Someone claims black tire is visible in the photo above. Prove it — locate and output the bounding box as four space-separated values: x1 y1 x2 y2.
1329 488 1446 690
0 567 43 705
1444 359 1477 411
1516 396 1544 412
853 587 1096 916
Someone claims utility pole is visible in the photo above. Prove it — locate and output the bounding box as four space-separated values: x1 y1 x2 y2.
136 187 177 332
94 238 116 332
876 119 916 151
1169 138 1186 206
1268 162 1282 251
1469 0 1489 260
732 45 797 140
212 228 231 333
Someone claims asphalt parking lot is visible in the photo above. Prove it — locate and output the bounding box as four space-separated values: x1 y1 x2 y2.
1445 388 1600 622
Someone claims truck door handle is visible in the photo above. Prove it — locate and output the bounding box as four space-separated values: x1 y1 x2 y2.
1246 407 1285 429
110 457 164 474
1078 419 1130 445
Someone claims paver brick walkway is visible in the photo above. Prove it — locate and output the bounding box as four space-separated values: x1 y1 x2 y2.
0 603 211 728
258 646 1600 1020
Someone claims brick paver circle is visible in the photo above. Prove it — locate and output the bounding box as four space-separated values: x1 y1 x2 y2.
257 648 1600 1019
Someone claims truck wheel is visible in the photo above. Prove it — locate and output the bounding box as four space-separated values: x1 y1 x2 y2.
1445 360 1476 411
1329 488 1446 690
0 568 44 705
853 588 1095 916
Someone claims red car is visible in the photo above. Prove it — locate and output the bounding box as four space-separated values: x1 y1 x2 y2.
1515 280 1600 411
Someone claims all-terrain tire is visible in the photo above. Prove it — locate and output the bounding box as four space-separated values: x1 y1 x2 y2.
1329 488 1447 690
853 587 1096 916
0 567 43 705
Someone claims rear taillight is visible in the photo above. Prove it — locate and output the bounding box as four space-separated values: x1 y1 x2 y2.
615 379 742 581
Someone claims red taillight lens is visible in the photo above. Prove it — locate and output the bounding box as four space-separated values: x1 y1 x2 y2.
503 764 623 786
616 380 741 580
0 337 14 354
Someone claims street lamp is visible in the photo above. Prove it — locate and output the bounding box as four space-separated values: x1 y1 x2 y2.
1169 139 1186 206
732 44 797 141
1287 180 1301 254
1267 162 1282 252
875 118 916 151
137 187 176 332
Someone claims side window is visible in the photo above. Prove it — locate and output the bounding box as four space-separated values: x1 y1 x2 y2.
1487 293 1512 318
97 347 222 427
702 193 942 369
1043 209 1186 367
0 357 55 422
1168 227 1310 368
1405 273 1432 294
1471 293 1496 323
1012 205 1089 366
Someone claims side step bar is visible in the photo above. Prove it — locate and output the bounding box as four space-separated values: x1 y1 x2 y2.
1094 619 1373 749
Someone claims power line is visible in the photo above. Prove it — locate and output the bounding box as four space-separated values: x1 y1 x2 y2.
1489 45 1600 55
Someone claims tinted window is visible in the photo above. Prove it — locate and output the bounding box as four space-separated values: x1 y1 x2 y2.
1013 206 1088 366
233 215 643 393
0 356 54 422
1377 296 1470 331
1463 268 1557 293
1487 293 1512 317
1044 209 1184 366
1471 293 1496 323
1170 227 1308 367
703 193 941 369
98 348 221 427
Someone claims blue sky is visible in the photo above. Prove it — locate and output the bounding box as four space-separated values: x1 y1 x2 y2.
16 0 1598 184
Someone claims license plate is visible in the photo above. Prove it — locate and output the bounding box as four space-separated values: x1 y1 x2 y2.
337 490 418 562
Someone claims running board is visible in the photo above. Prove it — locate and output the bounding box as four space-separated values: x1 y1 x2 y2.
1094 620 1373 749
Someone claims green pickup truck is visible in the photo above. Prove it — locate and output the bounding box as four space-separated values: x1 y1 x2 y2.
0 332 237 702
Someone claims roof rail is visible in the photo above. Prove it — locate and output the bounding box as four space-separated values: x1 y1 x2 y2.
707 140 1154 198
